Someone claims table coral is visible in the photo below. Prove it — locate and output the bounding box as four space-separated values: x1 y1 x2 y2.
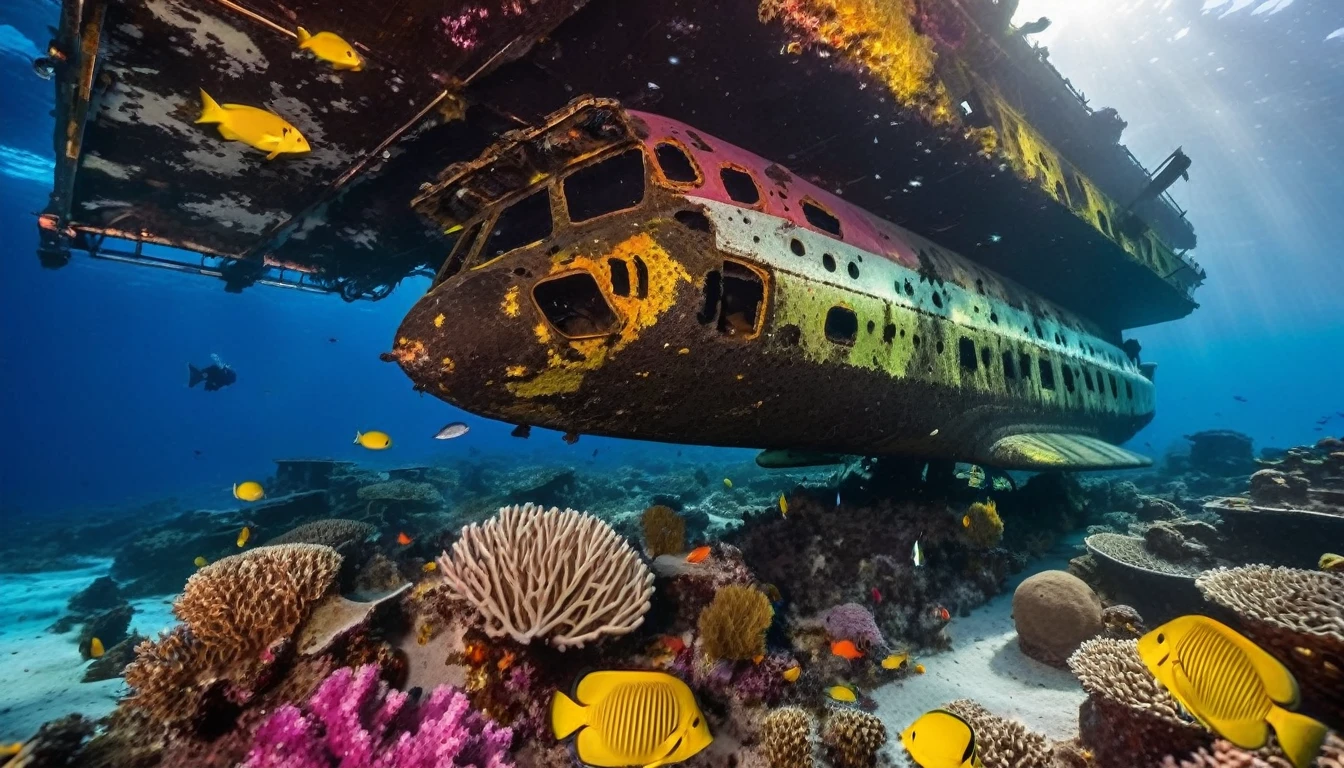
243 664 514 768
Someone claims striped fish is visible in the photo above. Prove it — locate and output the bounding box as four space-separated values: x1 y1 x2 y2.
1137 615 1327 768
552 670 712 768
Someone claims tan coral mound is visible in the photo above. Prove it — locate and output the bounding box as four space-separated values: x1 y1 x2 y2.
821 710 886 768
1067 638 1209 768
175 544 342 655
761 707 814 768
1197 566 1344 721
436 503 654 649
642 504 686 558
1161 733 1344 768
697 584 773 661
357 480 444 503
1012 570 1103 666
122 626 207 726
266 519 376 548
941 700 1054 768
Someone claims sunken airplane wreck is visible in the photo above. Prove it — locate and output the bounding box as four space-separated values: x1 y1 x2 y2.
390 99 1157 471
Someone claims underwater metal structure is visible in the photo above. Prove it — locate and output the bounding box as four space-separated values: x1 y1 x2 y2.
38 0 1207 462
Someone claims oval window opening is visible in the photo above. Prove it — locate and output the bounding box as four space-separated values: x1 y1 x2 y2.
824 306 858 345
564 149 646 223
655 142 700 184
802 199 843 237
720 166 762 205
533 272 620 338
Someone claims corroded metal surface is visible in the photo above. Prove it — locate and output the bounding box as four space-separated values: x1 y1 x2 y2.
392 100 1155 467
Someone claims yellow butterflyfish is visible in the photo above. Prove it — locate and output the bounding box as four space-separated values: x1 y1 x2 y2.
779 494 788 516
826 684 858 703
89 637 105 658
901 709 984 768
0 742 24 758
233 481 265 502
193 556 209 568
195 90 309 160
881 652 909 670
296 27 363 71
1137 615 1327 768
782 665 801 682
355 430 393 450
1319 553 1343 573
552 670 712 768
237 526 251 548
723 478 732 488
422 561 438 572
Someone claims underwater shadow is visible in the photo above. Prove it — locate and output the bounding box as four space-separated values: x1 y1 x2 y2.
986 635 1081 692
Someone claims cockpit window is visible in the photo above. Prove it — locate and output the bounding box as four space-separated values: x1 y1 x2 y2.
564 149 646 223
533 272 621 338
480 188 552 262
802 198 843 238
654 141 701 184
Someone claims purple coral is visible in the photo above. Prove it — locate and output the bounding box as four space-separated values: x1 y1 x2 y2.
823 603 887 651
244 665 514 768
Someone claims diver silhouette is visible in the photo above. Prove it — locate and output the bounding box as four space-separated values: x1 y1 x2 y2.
188 354 237 392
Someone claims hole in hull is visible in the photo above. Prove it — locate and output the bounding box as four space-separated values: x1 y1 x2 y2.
533 272 620 338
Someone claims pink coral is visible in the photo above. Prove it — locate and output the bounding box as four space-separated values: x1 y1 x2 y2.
244 665 513 768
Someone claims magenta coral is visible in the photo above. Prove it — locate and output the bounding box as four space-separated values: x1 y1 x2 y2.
244 665 514 768
823 603 887 651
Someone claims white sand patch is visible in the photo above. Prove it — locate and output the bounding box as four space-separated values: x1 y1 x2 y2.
144 0 268 78
871 536 1087 743
0 562 178 741
81 153 141 179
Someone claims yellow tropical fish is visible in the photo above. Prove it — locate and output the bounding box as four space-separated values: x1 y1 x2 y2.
422 561 438 572
881 652 909 670
355 430 392 450
233 481 265 502
552 670 712 768
0 742 23 758
779 494 788 516
296 27 363 71
237 526 251 548
1320 553 1344 572
193 556 209 568
782 665 801 683
1137 615 1327 768
723 478 733 489
89 637 105 658
914 663 926 674
827 684 857 703
195 90 309 160
901 709 983 768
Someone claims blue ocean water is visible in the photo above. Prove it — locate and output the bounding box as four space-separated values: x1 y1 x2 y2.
1 0 1341 518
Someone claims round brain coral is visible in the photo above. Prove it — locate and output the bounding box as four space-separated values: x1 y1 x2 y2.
697 584 774 661
174 543 343 656
1012 569 1102 667
436 503 654 649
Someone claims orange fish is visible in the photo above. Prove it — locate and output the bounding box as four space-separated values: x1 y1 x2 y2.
397 531 412 546
830 640 864 660
752 653 765 664
497 651 516 670
686 545 711 563
934 605 950 622
463 642 488 665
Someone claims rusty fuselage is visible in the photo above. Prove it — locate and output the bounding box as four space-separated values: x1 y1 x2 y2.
392 100 1154 468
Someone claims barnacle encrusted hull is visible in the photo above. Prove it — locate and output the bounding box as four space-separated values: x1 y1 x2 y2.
1196 566 1344 723
436 503 654 649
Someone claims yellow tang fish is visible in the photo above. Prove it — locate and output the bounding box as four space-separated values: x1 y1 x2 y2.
193 556 209 568
1 742 23 758
355 430 392 450
1137 615 1327 768
901 709 983 768
782 665 801 683
296 27 363 71
779 494 788 516
237 526 251 548
881 652 909 670
233 481 265 502
89 637 105 658
552 670 712 768
723 478 733 489
827 684 857 703
1320 553 1344 573
195 90 309 161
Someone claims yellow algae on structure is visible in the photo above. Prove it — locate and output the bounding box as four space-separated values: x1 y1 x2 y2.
508 233 692 399
391 338 427 364
505 365 528 378
759 0 951 118
533 322 551 344
440 357 455 373
434 313 446 328
501 286 520 318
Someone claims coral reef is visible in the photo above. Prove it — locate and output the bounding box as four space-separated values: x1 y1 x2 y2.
820 710 886 768
1248 470 1311 507
243 664 513 768
357 481 445 505
698 584 774 661
1160 734 1344 768
266 518 377 549
1011 570 1102 667
1185 430 1256 477
822 603 886 652
1196 566 1344 721
962 500 1004 550
436 503 654 649
760 707 814 768
642 504 687 558
942 699 1055 768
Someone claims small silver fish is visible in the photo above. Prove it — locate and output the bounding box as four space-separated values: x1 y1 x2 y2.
434 422 470 440
836 490 841 507
912 539 924 567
